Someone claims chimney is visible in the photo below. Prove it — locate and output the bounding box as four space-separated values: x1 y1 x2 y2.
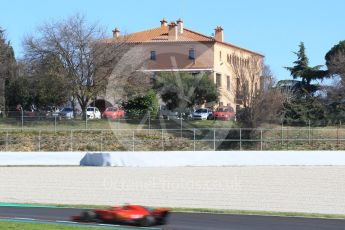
112 28 120 38
168 22 178 40
214 26 223 42
176 18 184 34
160 18 168 27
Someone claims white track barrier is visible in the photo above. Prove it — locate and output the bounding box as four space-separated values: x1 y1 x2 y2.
1 151 345 166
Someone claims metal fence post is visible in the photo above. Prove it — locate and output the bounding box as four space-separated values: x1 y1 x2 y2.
339 121 342 146
85 110 87 130
132 130 135 152
260 129 263 151
213 128 216 151
161 129 164 151
70 130 73 151
148 111 151 130
337 124 340 146
281 123 283 147
101 130 103 152
239 128 242 150
21 109 24 131
180 118 183 141
54 116 57 133
193 128 196 151
5 131 9 151
286 127 289 150
308 120 311 145
38 130 41 151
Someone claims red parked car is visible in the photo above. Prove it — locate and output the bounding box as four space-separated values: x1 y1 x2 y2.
73 204 169 227
102 107 125 120
213 107 235 120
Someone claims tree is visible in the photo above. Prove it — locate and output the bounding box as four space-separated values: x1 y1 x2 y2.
0 28 16 113
285 42 327 89
323 41 345 124
227 52 280 128
282 42 331 125
322 81 345 124
325 40 345 78
154 72 218 110
23 14 125 115
122 89 159 118
235 64 284 128
5 75 33 109
30 54 70 108
5 55 70 110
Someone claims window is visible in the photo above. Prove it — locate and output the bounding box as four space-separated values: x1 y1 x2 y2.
216 73 221 88
189 48 195 60
227 76 230 91
150 51 156 60
219 51 222 61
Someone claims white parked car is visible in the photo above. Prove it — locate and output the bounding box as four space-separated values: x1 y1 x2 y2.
86 107 101 119
192 108 213 120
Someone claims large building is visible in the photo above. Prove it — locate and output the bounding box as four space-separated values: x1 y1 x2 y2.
104 19 264 111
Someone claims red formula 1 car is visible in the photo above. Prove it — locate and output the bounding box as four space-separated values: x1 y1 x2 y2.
73 204 169 227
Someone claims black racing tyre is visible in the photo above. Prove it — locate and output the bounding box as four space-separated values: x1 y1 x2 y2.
157 218 167 225
139 216 155 227
81 210 97 222
157 212 169 225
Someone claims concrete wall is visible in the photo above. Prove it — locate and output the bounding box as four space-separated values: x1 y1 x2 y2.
2 151 345 166
1 166 345 215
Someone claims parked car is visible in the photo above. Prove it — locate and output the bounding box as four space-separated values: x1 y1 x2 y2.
213 107 235 120
102 107 125 120
59 107 74 119
192 108 213 120
86 107 101 119
45 106 60 118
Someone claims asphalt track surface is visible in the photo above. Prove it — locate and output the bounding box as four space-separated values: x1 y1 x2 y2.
0 206 345 230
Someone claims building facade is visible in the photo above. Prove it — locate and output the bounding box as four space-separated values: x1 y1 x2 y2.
104 19 264 112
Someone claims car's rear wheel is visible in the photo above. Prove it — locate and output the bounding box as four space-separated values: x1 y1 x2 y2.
139 216 155 227
81 210 97 222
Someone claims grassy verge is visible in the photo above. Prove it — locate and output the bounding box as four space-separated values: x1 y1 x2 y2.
0 221 109 229
3 202 345 220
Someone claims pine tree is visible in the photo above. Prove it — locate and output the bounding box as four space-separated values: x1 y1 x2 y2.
285 42 326 87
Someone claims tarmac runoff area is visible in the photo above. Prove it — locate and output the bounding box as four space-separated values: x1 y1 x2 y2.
1 166 345 215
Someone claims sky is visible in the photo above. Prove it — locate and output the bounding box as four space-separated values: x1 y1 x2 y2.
1 0 345 81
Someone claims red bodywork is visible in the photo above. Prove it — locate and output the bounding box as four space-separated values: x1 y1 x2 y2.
73 204 169 227
213 108 235 120
102 107 125 120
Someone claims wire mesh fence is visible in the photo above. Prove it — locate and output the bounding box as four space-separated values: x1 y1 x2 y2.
1 109 345 151
1 127 345 151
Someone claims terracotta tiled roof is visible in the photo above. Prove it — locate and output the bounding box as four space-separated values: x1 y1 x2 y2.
103 26 214 43
103 25 263 57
